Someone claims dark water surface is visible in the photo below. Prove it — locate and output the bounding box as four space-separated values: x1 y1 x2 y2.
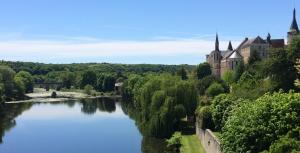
0 98 164 153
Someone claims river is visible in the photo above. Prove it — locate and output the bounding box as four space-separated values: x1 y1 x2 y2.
0 98 166 153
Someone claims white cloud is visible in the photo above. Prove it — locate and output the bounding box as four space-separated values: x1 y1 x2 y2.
0 36 241 64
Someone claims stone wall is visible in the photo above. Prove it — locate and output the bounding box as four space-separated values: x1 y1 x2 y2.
196 117 222 153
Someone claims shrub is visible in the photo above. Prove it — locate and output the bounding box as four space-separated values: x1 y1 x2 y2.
84 84 94 95
196 106 214 130
196 63 211 80
221 92 300 153
206 82 225 97
222 70 235 85
166 132 182 153
262 127 300 153
211 94 236 131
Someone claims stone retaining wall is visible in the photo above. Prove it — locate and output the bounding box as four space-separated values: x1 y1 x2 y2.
196 117 222 153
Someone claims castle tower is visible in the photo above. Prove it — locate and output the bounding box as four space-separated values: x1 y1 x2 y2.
288 8 300 44
211 33 221 77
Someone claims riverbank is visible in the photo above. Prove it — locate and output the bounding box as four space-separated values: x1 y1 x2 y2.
5 88 121 103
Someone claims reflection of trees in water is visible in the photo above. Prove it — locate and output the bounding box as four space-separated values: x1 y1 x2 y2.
0 103 33 143
80 98 117 115
141 137 167 153
120 100 167 153
97 98 116 113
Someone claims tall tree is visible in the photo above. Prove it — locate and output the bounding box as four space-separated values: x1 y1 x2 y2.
266 48 296 91
14 71 34 93
80 70 97 88
233 61 245 82
177 66 188 80
0 66 16 98
287 35 300 62
295 59 300 88
196 63 211 80
248 50 261 65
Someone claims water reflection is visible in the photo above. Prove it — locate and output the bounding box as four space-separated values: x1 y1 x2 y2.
80 98 116 115
0 97 166 153
0 102 32 143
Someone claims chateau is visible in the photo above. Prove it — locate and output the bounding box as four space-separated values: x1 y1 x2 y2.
206 9 299 77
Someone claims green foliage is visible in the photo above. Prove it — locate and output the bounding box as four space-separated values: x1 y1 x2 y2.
59 71 75 89
0 66 16 98
13 76 25 98
177 66 188 80
211 94 237 131
80 70 97 88
287 35 300 61
231 71 271 100
265 48 296 91
233 61 245 82
122 74 198 138
195 106 214 130
248 49 261 65
295 59 300 88
263 127 300 153
84 84 94 95
166 132 182 153
206 82 225 97
196 63 211 80
222 70 235 85
197 75 227 95
14 71 34 93
221 92 300 153
102 75 116 92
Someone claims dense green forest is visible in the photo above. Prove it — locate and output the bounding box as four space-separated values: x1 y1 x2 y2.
0 62 194 102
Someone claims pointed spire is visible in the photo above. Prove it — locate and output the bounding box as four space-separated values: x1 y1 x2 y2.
267 33 271 44
290 8 299 32
215 33 219 51
228 41 233 51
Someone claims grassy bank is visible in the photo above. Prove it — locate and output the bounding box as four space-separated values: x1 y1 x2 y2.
179 119 205 153
181 134 205 153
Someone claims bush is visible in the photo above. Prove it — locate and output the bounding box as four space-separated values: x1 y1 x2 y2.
222 70 235 85
263 127 300 153
206 82 225 97
196 63 211 80
84 84 94 95
221 92 300 153
196 106 214 130
166 132 182 153
211 94 236 131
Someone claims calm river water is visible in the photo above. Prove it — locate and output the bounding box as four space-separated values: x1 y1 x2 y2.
0 98 165 153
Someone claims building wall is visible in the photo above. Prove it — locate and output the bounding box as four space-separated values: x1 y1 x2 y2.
288 31 299 44
251 44 269 60
196 117 222 153
240 47 251 64
239 44 269 64
208 52 221 77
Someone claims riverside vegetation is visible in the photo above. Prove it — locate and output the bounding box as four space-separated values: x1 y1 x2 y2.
1 36 300 152
120 36 300 152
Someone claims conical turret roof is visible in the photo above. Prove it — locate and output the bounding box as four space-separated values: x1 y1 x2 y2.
290 8 299 32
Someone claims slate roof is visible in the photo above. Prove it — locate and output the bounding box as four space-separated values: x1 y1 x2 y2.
270 39 285 48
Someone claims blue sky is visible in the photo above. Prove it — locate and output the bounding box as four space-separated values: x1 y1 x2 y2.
0 0 297 64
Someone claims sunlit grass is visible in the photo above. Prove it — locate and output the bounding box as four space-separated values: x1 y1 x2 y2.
181 134 205 153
